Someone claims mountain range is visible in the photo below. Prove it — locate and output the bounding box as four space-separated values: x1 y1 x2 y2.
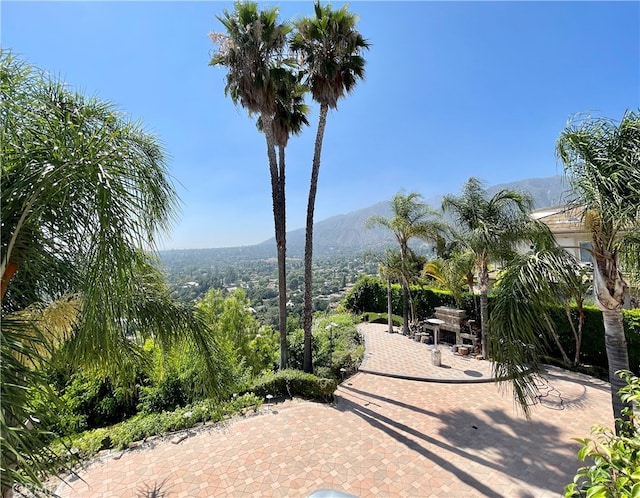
257 175 569 257
160 175 568 262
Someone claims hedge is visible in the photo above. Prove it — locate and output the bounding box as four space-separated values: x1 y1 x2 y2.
242 369 337 402
343 275 640 374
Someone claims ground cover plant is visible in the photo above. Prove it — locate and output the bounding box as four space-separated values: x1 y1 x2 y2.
45 393 263 467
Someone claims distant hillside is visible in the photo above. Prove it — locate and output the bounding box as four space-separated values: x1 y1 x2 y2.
485 175 570 208
159 175 567 264
260 175 566 257
257 201 395 257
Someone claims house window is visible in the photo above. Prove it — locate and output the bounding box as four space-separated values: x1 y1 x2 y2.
579 241 593 263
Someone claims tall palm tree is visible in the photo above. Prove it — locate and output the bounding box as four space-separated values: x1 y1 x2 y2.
1 52 220 492
258 73 310 369
367 192 446 335
292 1 369 373
556 110 640 425
210 2 296 370
442 177 552 358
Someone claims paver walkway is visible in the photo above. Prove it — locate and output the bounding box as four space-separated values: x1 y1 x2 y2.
54 323 613 497
358 323 493 382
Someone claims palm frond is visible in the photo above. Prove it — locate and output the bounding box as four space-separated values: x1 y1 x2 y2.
489 247 584 415
291 0 370 109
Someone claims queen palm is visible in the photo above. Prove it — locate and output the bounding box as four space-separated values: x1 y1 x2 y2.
1 52 221 492
489 245 591 415
210 2 297 369
556 111 640 424
291 1 369 373
442 178 552 358
423 249 476 311
368 192 446 335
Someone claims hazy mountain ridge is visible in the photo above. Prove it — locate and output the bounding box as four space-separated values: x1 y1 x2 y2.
160 175 564 263
485 175 570 208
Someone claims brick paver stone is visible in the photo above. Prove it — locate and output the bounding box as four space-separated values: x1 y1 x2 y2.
53 323 613 497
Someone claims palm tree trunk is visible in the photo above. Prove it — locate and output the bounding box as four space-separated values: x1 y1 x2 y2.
387 278 393 333
262 116 287 370
592 253 631 429
276 144 287 369
303 104 329 373
564 303 584 366
602 309 630 429
575 303 585 366
478 260 489 358
401 284 409 335
544 314 571 365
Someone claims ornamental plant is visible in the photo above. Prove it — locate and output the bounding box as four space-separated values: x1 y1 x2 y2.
564 370 640 498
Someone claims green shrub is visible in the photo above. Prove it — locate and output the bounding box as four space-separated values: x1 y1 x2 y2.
245 370 337 402
287 327 319 371
343 275 387 313
543 305 640 376
137 377 188 414
343 275 478 321
58 373 138 432
564 371 640 497
49 393 263 461
363 312 403 326
623 309 640 374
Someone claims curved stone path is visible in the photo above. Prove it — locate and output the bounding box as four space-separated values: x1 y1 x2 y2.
358 323 493 382
54 323 613 497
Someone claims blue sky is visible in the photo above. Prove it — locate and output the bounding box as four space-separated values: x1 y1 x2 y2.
2 1 638 249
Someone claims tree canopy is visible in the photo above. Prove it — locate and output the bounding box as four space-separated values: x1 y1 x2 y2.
1 51 220 491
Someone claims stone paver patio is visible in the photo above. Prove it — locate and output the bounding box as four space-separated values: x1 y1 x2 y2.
54 323 613 497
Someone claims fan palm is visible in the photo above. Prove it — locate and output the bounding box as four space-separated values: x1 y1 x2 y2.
257 72 310 369
367 192 447 335
210 2 298 369
291 1 369 373
556 110 640 425
1 52 221 492
442 177 552 358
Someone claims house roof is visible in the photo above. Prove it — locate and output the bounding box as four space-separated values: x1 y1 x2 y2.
530 204 588 236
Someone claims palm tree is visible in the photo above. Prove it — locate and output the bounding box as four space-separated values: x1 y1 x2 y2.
375 249 404 334
367 192 446 335
210 2 297 370
1 52 220 492
257 72 310 369
442 177 552 358
423 249 476 311
556 111 640 425
291 1 370 373
488 245 591 415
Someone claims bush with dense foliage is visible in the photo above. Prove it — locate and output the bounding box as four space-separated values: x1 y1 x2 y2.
343 275 476 321
244 370 337 402
30 333 247 440
287 312 363 378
